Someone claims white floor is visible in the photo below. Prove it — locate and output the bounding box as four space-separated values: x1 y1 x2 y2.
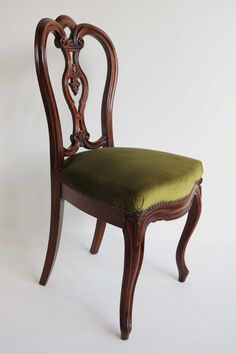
0 216 235 354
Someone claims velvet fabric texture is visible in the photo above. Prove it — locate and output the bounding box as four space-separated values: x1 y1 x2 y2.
61 147 203 212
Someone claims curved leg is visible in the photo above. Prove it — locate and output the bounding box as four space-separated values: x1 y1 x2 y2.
176 186 202 282
39 182 64 286
120 216 146 340
90 219 106 254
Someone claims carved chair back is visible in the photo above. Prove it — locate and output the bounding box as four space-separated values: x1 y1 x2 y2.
35 15 118 170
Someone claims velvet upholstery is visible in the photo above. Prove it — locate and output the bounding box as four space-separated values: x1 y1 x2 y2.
61 147 203 212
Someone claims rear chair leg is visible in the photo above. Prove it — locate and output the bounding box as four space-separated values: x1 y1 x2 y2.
90 219 106 254
39 182 64 285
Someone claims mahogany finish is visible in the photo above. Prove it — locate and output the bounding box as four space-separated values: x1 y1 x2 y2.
35 15 202 340
90 220 106 255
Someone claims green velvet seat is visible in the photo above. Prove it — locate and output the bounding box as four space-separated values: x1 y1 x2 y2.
61 147 203 212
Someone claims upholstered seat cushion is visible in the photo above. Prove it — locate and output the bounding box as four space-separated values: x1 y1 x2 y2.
61 147 203 212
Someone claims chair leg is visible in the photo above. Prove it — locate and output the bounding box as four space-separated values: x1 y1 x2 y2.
176 186 202 282
39 184 64 286
90 219 106 254
120 217 146 340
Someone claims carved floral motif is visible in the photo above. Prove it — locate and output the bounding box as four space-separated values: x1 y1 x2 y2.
69 64 80 95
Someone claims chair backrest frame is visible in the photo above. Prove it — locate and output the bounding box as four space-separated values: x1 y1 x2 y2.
34 15 118 171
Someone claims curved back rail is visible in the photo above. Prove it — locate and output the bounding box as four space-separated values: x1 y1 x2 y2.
34 15 118 171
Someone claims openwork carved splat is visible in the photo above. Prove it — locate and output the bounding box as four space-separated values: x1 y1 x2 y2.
35 15 118 159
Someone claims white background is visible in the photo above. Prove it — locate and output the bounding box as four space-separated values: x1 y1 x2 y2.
0 0 235 353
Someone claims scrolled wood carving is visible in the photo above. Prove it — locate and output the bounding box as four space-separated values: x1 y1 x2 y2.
35 15 118 164
123 182 202 248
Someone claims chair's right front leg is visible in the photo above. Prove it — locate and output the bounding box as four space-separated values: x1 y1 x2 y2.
176 185 202 282
120 215 146 340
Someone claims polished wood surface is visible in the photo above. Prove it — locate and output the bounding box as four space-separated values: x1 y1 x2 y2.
90 220 106 255
35 15 202 340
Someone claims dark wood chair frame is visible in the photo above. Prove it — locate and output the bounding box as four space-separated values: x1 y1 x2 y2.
35 15 202 340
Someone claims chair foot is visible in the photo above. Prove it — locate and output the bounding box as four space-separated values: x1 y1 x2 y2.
178 268 189 283
121 327 131 340
39 188 64 286
90 219 106 254
120 216 146 340
39 278 47 286
176 186 202 282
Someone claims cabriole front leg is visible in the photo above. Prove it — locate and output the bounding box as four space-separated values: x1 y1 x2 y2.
120 216 146 340
176 186 202 282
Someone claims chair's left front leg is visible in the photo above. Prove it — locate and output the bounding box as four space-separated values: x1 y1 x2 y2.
120 215 146 340
176 185 202 282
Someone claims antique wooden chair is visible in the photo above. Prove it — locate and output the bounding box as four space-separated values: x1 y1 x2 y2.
35 15 203 340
